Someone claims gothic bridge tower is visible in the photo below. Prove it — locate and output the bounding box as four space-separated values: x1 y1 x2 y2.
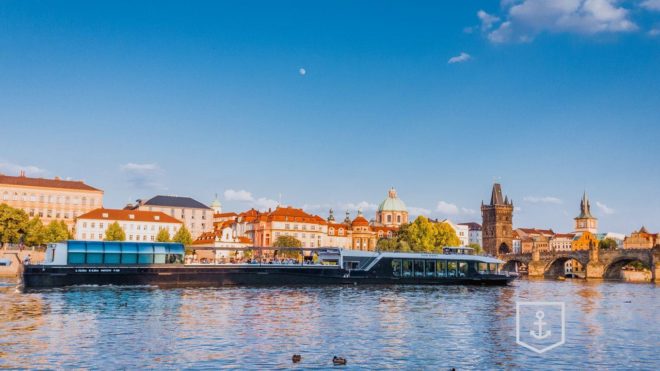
481 183 514 256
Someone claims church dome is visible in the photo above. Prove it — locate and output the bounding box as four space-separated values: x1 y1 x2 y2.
378 188 407 212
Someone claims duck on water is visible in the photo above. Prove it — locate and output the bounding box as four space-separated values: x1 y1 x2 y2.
20 241 516 288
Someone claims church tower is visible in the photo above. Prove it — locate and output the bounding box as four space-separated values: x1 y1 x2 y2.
481 183 514 256
574 191 598 234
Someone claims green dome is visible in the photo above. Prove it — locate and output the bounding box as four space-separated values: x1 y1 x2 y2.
378 188 407 212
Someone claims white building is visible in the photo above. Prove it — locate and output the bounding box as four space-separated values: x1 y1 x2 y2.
129 195 213 239
512 231 522 254
459 222 482 247
75 208 183 242
550 233 575 252
442 219 469 247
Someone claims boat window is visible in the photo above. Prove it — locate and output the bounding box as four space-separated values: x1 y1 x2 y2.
392 259 402 277
402 260 412 277
447 261 457 277
67 241 86 264
138 244 154 264
458 261 468 277
478 262 488 274
413 260 424 277
86 242 104 264
104 243 121 264
425 260 435 277
344 261 359 270
121 243 138 264
489 263 498 273
436 260 447 277
153 245 167 264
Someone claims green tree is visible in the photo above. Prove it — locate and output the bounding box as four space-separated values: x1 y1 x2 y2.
24 216 47 247
156 228 171 242
598 238 618 250
468 243 484 255
44 220 70 243
435 222 461 248
172 225 193 246
401 216 461 253
272 235 303 258
0 204 29 246
104 221 126 241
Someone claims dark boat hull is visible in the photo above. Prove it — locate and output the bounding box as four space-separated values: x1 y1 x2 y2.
22 265 515 289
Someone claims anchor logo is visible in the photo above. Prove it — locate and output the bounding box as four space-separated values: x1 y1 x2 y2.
516 301 565 354
530 310 551 340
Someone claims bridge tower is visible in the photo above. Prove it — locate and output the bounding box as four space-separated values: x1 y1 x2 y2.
481 183 514 256
574 191 598 234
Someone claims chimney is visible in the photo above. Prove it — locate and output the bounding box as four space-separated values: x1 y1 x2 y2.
19 170 26 177
54 176 61 180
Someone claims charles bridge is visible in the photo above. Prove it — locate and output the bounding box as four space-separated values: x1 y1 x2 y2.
500 245 660 281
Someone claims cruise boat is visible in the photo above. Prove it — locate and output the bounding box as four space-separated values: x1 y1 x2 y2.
21 241 515 288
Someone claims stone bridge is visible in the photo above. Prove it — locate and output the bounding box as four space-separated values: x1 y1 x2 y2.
500 245 660 281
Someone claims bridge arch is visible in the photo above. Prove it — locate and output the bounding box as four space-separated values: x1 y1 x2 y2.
498 243 511 255
544 256 588 278
603 257 652 280
503 259 526 273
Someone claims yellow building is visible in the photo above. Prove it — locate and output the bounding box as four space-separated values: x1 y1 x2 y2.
623 226 658 249
572 231 599 251
0 171 103 229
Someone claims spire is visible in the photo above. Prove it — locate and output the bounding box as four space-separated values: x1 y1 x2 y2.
577 191 593 219
357 209 363 217
639 226 648 234
343 211 351 224
490 183 505 205
327 208 335 222
211 193 222 214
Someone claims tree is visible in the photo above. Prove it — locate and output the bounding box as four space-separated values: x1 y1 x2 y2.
156 228 171 242
0 204 29 246
599 238 618 250
400 216 461 253
44 220 70 243
272 235 303 258
468 243 484 255
435 222 461 248
24 216 46 247
104 221 126 241
172 225 193 246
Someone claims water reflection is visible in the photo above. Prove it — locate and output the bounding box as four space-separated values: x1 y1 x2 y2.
0 279 657 369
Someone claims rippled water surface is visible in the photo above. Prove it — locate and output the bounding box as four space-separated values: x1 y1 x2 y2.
0 278 657 370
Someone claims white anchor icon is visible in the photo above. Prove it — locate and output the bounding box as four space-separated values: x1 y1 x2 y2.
530 310 552 340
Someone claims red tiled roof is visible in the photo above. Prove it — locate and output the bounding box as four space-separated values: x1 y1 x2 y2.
77 208 182 223
0 174 102 192
351 215 370 226
214 212 238 218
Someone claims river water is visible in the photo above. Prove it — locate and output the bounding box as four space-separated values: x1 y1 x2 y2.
0 278 657 370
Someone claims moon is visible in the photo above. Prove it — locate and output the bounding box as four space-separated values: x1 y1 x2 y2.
299 68 306 76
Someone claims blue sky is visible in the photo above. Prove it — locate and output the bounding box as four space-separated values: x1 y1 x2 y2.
1 0 659 234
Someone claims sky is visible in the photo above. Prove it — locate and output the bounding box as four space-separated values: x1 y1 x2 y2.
1 0 659 234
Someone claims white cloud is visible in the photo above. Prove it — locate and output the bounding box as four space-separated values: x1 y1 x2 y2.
223 189 278 211
436 200 460 215
448 52 472 64
478 10 500 30
596 201 615 215
650 28 660 36
342 201 378 212
120 162 164 189
523 196 563 204
224 189 254 202
408 206 432 216
0 160 48 177
482 0 638 43
642 0 660 11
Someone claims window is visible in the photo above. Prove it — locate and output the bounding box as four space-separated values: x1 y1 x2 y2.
387 215 392 223
392 259 402 277
122 243 138 264
436 260 447 277
425 260 435 277
448 261 457 277
397 215 401 223
413 260 424 277
458 261 468 277
402 260 412 277
478 262 488 274
86 242 104 264
104 243 121 264
138 244 154 264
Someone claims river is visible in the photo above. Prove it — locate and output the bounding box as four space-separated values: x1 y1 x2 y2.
0 278 657 370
